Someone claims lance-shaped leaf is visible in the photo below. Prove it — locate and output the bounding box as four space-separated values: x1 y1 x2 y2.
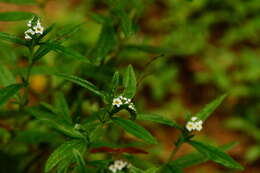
73 149 87 173
0 83 23 107
33 44 52 62
89 13 110 24
56 159 71 173
195 94 227 121
0 11 35 21
123 44 170 54
27 107 85 139
112 9 135 37
53 73 104 98
55 23 84 41
0 0 35 4
130 167 144 173
160 165 183 173
90 23 116 65
0 32 27 46
112 117 157 144
0 65 16 86
169 142 238 168
188 140 243 170
144 167 159 173
55 92 72 124
137 113 181 129
109 71 120 97
45 139 86 172
42 42 89 63
123 65 136 99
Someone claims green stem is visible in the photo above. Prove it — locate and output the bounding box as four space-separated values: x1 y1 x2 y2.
166 133 185 163
167 142 182 163
20 46 35 108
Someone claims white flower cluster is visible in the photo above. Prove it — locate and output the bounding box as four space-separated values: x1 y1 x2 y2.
112 96 136 111
108 160 131 173
185 117 203 132
24 18 44 40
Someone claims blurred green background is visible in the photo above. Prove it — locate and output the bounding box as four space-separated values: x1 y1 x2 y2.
0 0 260 172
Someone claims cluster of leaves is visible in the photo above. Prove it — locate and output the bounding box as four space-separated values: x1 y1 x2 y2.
0 0 247 172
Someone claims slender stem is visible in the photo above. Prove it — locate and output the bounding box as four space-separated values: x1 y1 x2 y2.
136 54 165 88
166 132 186 164
167 142 182 163
20 46 35 108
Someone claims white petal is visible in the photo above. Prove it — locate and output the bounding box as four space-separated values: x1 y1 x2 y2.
197 120 203 125
191 117 197 121
25 34 32 40
186 122 194 131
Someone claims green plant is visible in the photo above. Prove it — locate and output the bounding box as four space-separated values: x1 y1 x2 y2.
0 18 243 173
0 0 248 172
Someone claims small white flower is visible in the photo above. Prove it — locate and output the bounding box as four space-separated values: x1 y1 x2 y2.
186 117 203 132
27 19 32 27
25 34 32 40
33 21 44 35
121 97 126 101
25 28 35 35
112 98 123 107
125 98 131 104
191 116 198 121
186 121 195 132
114 160 127 170
197 120 203 125
109 165 117 173
109 160 129 172
194 121 203 131
128 103 136 111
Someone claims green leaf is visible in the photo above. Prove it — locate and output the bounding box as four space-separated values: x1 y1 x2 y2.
130 167 144 173
88 13 110 24
0 11 35 21
112 117 157 144
0 0 35 4
27 107 85 139
45 139 86 172
0 32 27 45
53 73 104 98
109 71 120 96
42 42 89 63
56 159 71 173
195 94 227 121
55 92 72 124
90 23 116 65
0 84 23 107
137 113 181 129
161 165 183 173
33 42 54 62
15 130 60 144
55 23 84 41
188 140 243 170
123 65 136 99
73 149 87 173
0 65 16 86
169 142 238 168
144 167 159 173
123 44 170 54
112 9 135 37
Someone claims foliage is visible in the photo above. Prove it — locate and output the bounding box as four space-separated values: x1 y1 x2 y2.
0 0 256 172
